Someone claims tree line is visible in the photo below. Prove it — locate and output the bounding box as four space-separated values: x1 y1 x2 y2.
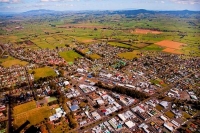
95 81 149 100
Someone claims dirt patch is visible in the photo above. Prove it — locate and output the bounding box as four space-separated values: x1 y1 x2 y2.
133 29 162 34
24 40 35 45
156 40 185 49
162 48 182 54
81 39 95 43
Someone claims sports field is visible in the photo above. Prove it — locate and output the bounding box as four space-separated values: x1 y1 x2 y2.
0 56 28 67
118 50 141 59
59 50 82 62
29 66 56 80
13 101 52 127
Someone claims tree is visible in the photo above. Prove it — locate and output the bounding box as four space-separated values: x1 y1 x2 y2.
40 125 48 133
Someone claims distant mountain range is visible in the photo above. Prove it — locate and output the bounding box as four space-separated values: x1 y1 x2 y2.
0 9 199 16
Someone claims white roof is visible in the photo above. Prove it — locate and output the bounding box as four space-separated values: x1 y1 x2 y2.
125 121 135 128
164 123 174 131
97 99 104 105
160 115 167 121
118 114 126 121
64 81 69 85
160 101 168 108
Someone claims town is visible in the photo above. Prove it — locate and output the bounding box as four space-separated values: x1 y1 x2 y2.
0 3 200 133
0 40 199 133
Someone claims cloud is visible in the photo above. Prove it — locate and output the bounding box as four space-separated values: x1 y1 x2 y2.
170 0 200 4
0 0 9 2
0 0 20 3
40 0 67 1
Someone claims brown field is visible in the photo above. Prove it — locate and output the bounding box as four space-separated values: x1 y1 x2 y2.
155 40 185 49
155 40 186 54
133 29 162 34
162 48 182 54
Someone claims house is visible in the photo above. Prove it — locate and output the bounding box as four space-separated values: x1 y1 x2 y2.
164 122 174 132
70 105 79 111
160 101 169 109
125 121 135 128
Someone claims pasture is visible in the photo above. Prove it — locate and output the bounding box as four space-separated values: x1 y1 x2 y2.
13 101 52 128
59 50 82 62
29 67 56 80
118 50 141 59
0 56 28 67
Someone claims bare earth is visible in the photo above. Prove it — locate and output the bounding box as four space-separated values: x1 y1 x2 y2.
156 40 185 49
133 29 162 34
155 40 186 54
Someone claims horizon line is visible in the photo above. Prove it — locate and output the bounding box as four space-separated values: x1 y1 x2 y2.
1 8 200 13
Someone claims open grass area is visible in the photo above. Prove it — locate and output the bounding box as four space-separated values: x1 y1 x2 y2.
0 56 28 67
141 44 164 51
108 42 132 48
59 50 82 62
150 78 167 87
47 97 57 103
165 111 175 119
81 48 89 54
117 50 141 59
155 105 164 111
1 59 28 67
29 66 56 80
51 122 70 133
89 54 101 59
182 112 191 119
13 105 52 127
13 101 36 115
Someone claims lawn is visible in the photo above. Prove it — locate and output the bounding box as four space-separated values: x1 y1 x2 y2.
13 105 52 127
47 97 57 103
0 56 28 67
165 111 175 119
182 112 191 119
59 50 82 62
117 50 141 59
89 54 101 59
108 42 132 48
141 44 164 51
81 48 89 54
29 66 56 80
155 105 164 112
13 101 36 115
150 78 167 87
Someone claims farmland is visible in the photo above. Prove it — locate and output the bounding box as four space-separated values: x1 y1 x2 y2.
59 50 82 62
13 101 52 128
29 67 57 80
0 10 199 62
0 9 199 133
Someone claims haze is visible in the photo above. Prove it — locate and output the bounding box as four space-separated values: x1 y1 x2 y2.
0 0 200 13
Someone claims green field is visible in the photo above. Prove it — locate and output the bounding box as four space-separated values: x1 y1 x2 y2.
13 101 52 128
155 105 164 111
165 111 175 119
29 66 56 80
0 56 28 67
141 44 164 51
89 54 101 59
118 50 141 59
13 101 37 115
108 42 132 48
59 50 82 62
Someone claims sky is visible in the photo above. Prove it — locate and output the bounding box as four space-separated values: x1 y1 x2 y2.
0 0 200 12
